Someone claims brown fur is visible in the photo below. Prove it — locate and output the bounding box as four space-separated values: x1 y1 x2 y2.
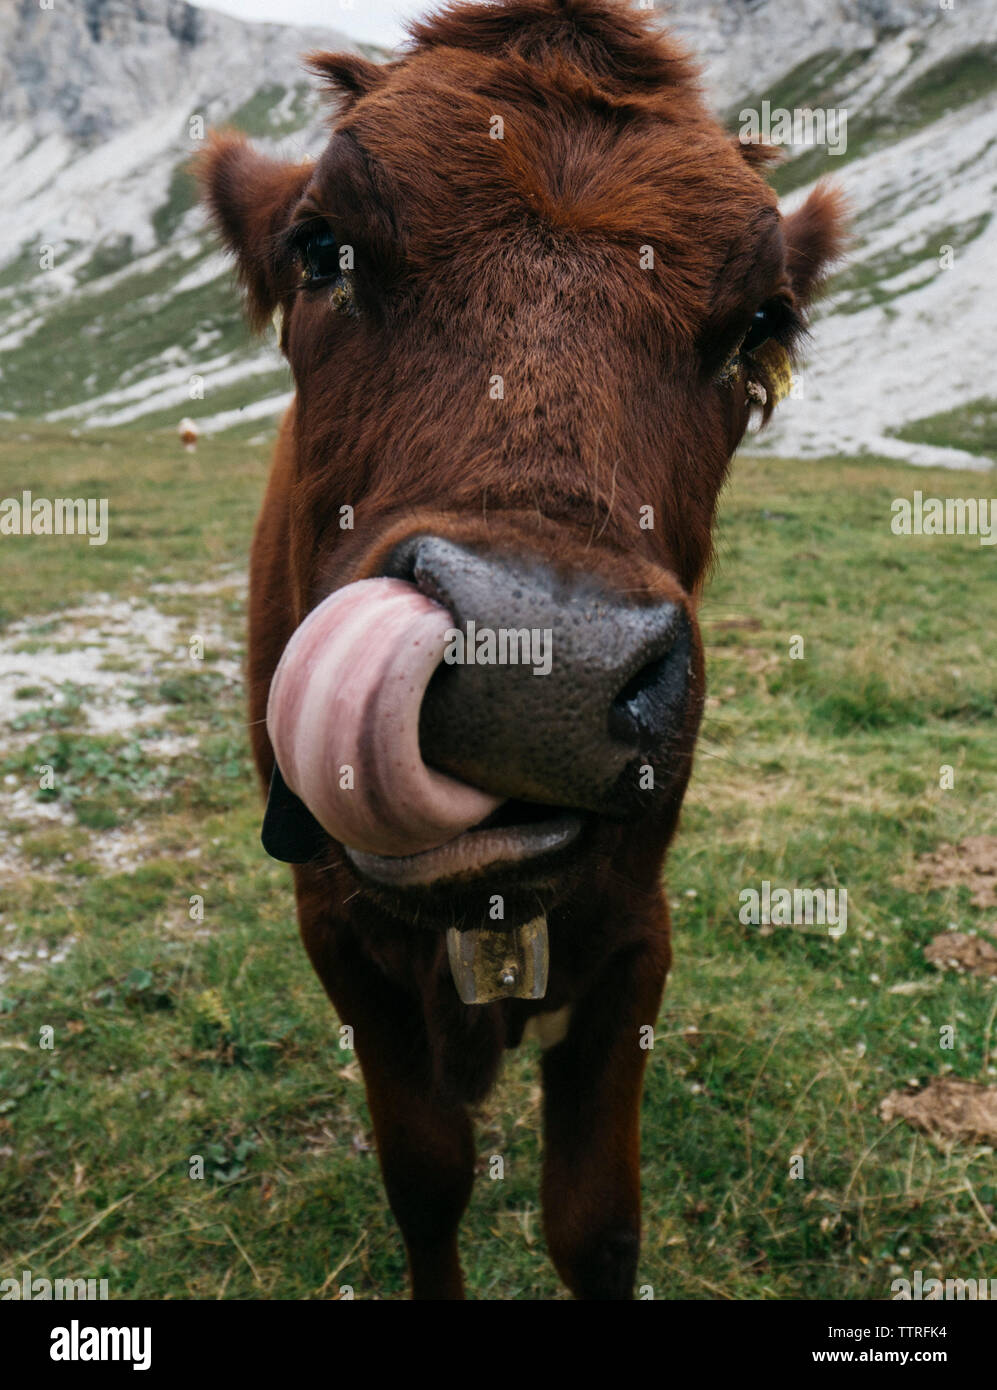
198 0 845 1299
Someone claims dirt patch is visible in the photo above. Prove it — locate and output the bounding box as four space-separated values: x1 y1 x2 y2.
0 579 244 887
0 599 241 739
924 930 997 979
87 824 160 876
912 837 997 909
880 1077 997 1145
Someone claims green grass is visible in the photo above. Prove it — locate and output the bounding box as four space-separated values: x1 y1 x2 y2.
74 237 138 286
892 395 997 460
0 425 263 625
151 165 199 246
225 83 316 139
0 243 41 292
1 434 995 1299
897 43 997 125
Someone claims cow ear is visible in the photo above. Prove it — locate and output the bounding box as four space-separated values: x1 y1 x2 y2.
306 50 388 106
732 135 782 169
782 181 849 305
195 132 314 330
261 764 328 864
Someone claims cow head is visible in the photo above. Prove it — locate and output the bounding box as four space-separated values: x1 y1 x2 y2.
199 0 845 930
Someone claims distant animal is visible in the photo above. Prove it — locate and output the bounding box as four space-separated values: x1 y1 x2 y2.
179 417 199 452
199 0 844 1299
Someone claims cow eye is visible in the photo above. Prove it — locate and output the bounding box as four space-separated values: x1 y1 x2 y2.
741 305 774 354
716 297 800 389
298 226 341 284
741 297 802 356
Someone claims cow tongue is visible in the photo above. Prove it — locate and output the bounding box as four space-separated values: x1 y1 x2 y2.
266 577 503 857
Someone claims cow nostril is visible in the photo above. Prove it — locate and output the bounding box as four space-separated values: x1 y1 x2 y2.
381 540 419 588
609 654 670 739
608 623 691 744
382 536 462 616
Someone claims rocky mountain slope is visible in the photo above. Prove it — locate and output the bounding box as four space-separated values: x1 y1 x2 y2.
662 0 997 469
0 0 994 467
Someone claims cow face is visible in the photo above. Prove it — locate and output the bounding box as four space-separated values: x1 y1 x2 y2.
200 0 845 924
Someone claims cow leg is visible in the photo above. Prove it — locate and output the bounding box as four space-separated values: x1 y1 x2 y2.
299 907 475 1300
539 937 669 1300
364 1052 475 1301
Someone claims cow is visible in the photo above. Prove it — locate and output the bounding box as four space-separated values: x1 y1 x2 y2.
198 0 844 1300
179 417 199 452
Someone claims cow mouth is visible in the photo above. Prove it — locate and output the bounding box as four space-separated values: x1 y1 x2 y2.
266 577 504 861
344 800 585 888
267 578 594 882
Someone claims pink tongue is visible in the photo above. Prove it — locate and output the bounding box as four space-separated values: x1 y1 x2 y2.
266 578 503 857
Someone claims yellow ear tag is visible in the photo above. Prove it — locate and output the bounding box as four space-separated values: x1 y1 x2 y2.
747 338 793 406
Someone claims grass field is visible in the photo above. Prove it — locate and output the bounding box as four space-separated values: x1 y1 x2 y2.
1 425 995 1300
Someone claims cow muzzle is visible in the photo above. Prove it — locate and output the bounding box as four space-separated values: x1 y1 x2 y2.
265 537 698 887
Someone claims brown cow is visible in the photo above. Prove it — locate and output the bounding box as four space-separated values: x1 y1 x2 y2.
179 417 199 452
199 0 844 1300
